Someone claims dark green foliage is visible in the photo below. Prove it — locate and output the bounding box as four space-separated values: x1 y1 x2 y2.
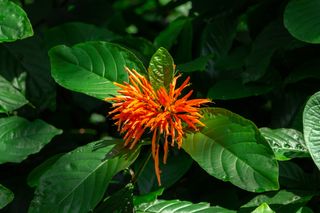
1 0 320 212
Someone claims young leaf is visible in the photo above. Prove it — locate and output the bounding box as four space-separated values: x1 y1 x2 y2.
135 199 235 213
0 74 28 113
148 47 175 91
0 0 33 42
49 41 146 100
183 108 279 192
0 116 62 164
252 203 275 213
0 184 14 209
29 141 140 213
260 128 310 161
303 91 320 171
284 0 320 43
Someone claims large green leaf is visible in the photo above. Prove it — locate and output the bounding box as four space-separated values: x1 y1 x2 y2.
0 116 62 164
0 184 14 209
135 199 235 213
148 47 175 91
177 55 213 73
303 91 320 170
284 0 320 43
260 128 309 161
44 22 119 49
0 0 33 42
241 190 316 213
29 141 140 213
0 74 28 113
183 108 279 192
49 41 146 100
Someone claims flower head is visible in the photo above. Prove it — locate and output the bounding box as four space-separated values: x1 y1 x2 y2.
106 67 210 185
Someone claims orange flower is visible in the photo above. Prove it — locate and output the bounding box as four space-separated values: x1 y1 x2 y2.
106 67 210 185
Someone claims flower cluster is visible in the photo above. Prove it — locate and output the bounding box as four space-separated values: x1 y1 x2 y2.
106 67 210 185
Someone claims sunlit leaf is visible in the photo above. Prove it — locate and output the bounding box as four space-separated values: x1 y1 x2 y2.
260 128 309 161
0 74 28 113
49 41 146 100
252 203 275 213
284 0 320 43
0 184 13 209
303 91 320 170
183 108 279 192
148 47 175 91
0 116 62 164
0 0 33 42
135 199 235 213
29 141 140 213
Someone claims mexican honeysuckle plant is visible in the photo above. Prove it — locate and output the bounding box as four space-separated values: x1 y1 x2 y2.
1 0 320 212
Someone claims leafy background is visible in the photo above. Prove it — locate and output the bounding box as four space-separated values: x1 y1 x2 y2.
1 0 320 212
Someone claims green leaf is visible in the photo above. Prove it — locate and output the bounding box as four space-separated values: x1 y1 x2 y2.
207 79 273 100
29 141 140 213
0 74 28 113
0 184 14 209
148 47 175 91
154 18 188 49
241 190 316 213
94 183 134 213
252 203 275 213
303 91 320 170
0 0 33 42
135 199 236 213
296 206 314 213
27 153 64 188
44 22 120 49
177 55 213 73
260 128 309 161
3 36 56 110
243 20 302 83
49 41 146 100
0 116 62 164
284 0 320 43
135 149 192 194
133 188 164 206
183 108 279 192
201 15 238 58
